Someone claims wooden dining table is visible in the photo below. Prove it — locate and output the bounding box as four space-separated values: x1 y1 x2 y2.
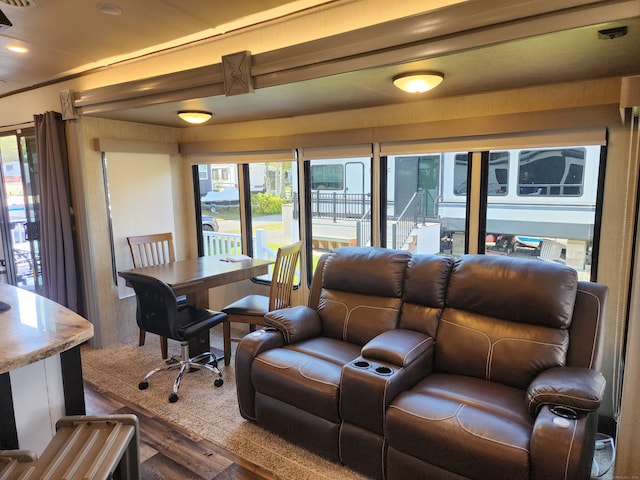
118 255 272 365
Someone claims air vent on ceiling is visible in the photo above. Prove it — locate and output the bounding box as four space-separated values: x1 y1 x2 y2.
0 8 10 31
0 0 35 6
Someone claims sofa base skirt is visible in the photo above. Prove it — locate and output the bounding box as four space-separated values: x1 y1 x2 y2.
386 447 471 480
340 422 385 479
254 392 341 462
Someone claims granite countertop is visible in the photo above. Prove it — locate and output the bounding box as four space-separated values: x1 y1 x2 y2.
0 284 94 374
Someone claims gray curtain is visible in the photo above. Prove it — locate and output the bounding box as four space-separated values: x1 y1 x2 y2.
34 111 78 311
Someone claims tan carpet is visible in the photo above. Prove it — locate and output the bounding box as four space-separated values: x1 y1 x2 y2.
81 329 369 480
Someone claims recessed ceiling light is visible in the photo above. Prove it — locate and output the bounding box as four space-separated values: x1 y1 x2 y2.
97 3 122 15
6 44 28 53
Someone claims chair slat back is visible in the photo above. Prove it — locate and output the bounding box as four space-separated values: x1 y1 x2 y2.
269 241 303 311
127 233 176 268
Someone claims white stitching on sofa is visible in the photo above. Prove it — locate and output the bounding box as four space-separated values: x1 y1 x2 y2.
527 382 605 413
388 403 460 422
402 337 432 367
264 316 290 343
576 289 601 369
256 356 339 387
255 356 297 369
489 337 565 379
324 299 399 340
348 305 399 340
563 419 578 480
390 403 529 454
441 318 567 380
297 363 340 387
440 319 492 376
455 405 530 454
321 299 350 338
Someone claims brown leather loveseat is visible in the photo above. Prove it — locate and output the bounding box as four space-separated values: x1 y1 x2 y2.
235 247 607 480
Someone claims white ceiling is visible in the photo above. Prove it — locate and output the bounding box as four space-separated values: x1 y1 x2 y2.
1 0 639 128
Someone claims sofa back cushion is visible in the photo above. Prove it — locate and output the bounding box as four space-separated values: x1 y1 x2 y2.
400 254 454 337
318 247 410 345
435 255 578 389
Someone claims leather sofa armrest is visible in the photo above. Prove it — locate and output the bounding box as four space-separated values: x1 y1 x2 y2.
526 366 606 417
361 329 433 367
264 305 322 344
235 328 286 421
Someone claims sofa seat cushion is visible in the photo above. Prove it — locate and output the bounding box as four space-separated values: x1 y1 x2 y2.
251 338 361 422
386 373 533 480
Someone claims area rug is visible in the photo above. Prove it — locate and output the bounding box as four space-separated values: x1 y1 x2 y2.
81 330 368 480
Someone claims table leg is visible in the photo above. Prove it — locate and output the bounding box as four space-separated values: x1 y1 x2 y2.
186 290 227 365
223 322 231 366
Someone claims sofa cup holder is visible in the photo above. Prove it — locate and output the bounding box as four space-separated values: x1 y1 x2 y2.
375 366 393 376
353 360 371 369
550 405 579 419
351 360 394 376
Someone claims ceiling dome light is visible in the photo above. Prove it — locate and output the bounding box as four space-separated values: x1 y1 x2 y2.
97 3 122 15
177 110 212 124
6 44 28 53
393 72 444 93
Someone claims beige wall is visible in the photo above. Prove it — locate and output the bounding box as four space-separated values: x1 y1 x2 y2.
67 117 184 347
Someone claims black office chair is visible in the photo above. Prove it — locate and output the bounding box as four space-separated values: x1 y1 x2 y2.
120 271 228 403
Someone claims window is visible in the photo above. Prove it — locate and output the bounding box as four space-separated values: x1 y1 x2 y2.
385 152 467 256
310 163 344 190
199 163 242 256
488 151 509 196
196 160 300 282
247 161 299 272
486 146 600 280
0 131 42 291
305 157 371 275
517 148 585 196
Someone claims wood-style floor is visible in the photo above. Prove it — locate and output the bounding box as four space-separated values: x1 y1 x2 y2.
83 382 276 480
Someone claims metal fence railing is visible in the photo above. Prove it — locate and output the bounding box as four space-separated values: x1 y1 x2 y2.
308 192 371 222
391 191 426 249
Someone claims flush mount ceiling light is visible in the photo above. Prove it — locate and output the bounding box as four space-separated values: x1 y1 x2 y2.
6 44 28 53
392 72 444 93
177 110 212 124
97 3 122 15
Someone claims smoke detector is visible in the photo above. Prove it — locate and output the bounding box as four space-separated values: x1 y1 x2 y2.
598 26 628 40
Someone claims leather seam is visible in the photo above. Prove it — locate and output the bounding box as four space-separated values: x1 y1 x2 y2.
455 405 530 454
402 337 431 367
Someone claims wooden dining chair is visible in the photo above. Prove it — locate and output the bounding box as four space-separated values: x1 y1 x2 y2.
127 232 176 359
221 240 303 361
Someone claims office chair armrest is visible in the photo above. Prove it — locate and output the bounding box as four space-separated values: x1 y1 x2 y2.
526 366 606 417
264 305 322 344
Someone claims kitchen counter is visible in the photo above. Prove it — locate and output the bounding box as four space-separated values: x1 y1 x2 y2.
0 284 94 455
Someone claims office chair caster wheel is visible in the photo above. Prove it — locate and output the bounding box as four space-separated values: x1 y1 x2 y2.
214 378 223 387
168 393 178 403
138 381 149 390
